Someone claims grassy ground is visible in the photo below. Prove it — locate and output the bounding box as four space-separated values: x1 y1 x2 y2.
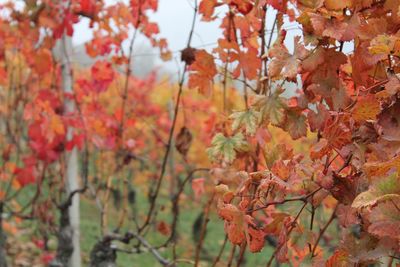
13 181 338 266
79 191 273 267
10 171 274 266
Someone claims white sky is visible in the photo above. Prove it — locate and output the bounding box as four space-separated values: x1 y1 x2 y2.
72 0 297 76
73 0 224 51
2 0 329 76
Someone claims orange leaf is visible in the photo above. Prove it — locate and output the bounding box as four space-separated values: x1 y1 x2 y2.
352 96 380 121
34 49 53 75
188 50 217 95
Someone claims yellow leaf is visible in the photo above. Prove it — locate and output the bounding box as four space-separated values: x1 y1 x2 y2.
324 0 353 10
50 115 65 135
352 96 381 121
365 155 400 178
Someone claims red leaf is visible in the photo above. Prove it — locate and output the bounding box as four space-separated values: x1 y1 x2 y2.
91 60 115 93
192 178 206 200
14 157 37 187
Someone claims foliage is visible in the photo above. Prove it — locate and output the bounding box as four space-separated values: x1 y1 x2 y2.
0 0 400 266
194 0 400 265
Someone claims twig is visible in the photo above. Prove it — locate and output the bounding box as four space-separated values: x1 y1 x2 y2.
157 168 210 248
132 232 171 266
311 205 337 257
194 193 215 267
227 244 237 267
211 235 228 267
266 202 308 267
248 187 322 213
139 0 199 233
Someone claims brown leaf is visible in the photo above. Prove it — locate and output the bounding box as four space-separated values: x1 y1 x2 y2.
308 104 330 132
367 200 400 241
175 126 193 157
377 100 400 142
268 36 309 81
181 47 196 65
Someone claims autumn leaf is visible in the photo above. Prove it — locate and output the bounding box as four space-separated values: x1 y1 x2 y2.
365 155 400 178
339 230 396 264
308 103 330 132
352 121 378 145
230 0 253 15
352 96 381 122
207 133 248 164
218 203 265 252
352 172 400 209
321 116 352 150
369 34 400 56
324 0 353 10
326 250 349 267
309 14 355 41
181 47 196 65
192 178 205 200
282 108 307 140
302 48 348 109
297 0 323 9
91 60 115 93
49 115 65 136
218 203 246 244
34 49 53 75
79 0 96 16
14 157 37 187
245 215 266 253
188 49 217 95
377 100 400 142
254 88 287 125
267 36 309 81
234 48 261 80
157 221 171 236
381 75 400 97
199 0 218 21
367 200 400 240
229 109 260 136
175 126 193 157
263 144 293 169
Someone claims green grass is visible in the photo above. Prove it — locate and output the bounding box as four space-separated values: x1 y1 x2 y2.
9 177 273 266
79 190 273 266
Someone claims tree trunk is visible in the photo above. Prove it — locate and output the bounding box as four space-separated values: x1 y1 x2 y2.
49 207 74 267
50 22 81 267
61 33 81 267
89 238 117 267
0 203 8 267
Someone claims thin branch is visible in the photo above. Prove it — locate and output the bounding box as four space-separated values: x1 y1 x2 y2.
132 232 171 266
194 193 215 267
266 202 308 267
311 205 337 257
248 187 323 213
157 168 210 248
139 0 199 233
211 235 228 267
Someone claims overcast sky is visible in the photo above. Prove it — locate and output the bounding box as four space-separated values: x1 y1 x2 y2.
1 0 311 76
74 0 224 51
70 0 303 75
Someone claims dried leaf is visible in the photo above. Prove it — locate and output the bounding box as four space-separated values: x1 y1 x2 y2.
175 126 193 157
